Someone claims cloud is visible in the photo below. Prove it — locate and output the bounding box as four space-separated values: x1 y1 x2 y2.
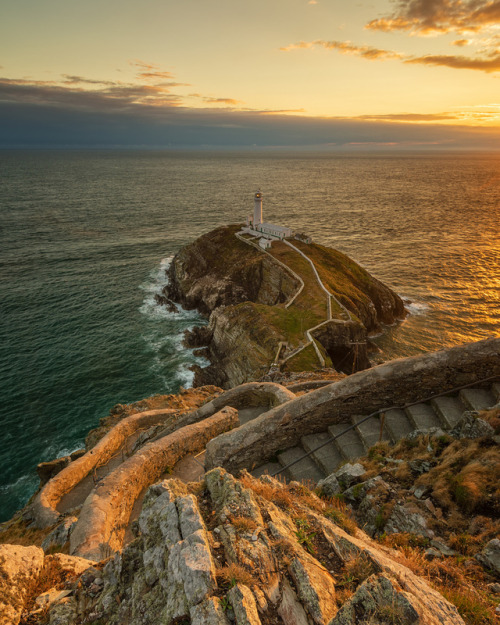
407 50 500 72
281 36 500 73
365 0 500 35
452 38 471 46
281 40 404 60
1 74 499 149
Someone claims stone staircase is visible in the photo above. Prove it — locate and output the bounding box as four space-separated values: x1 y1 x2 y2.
251 383 500 484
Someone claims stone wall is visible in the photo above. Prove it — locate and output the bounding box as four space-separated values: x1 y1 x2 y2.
205 338 500 473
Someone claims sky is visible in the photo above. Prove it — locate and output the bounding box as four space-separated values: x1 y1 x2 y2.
1 0 500 148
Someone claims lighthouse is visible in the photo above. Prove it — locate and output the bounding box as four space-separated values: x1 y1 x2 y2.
253 190 263 227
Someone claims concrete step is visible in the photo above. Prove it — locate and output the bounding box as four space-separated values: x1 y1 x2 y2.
302 432 343 476
405 403 442 430
460 388 497 412
431 396 465 429
492 383 500 402
328 424 365 461
277 447 324 485
353 415 391 448
383 408 414 441
251 462 284 480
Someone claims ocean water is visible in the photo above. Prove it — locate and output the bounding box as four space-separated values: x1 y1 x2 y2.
0 150 499 521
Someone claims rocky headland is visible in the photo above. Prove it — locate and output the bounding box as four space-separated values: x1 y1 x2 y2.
165 225 406 388
1 223 499 625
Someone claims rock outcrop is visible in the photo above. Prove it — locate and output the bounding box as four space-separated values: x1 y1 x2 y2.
3 469 466 625
166 225 406 387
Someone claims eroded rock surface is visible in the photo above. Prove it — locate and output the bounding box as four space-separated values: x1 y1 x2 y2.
0 544 44 625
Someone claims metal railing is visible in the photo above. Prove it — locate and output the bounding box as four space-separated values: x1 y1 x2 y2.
271 373 499 478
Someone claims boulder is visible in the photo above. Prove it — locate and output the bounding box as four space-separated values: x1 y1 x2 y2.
0 544 44 625
317 474 341 497
227 584 262 625
475 538 500 575
451 412 494 439
329 574 419 625
334 463 366 489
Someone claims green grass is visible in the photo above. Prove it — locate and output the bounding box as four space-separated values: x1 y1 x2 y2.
285 343 322 372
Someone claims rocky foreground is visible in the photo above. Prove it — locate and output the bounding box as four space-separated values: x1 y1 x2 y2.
1 402 499 625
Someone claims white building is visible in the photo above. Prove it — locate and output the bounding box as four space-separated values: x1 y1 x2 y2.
245 191 293 241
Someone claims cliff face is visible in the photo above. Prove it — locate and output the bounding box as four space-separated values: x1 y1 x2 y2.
166 225 300 315
167 225 406 388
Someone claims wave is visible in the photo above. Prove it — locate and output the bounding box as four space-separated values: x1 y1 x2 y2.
139 257 208 390
403 298 430 316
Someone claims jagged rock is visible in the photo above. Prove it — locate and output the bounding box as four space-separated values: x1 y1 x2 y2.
41 515 78 553
205 468 263 525
191 597 231 625
35 588 72 609
406 427 446 441
430 540 458 557
408 458 433 474
37 456 71 486
227 584 262 625
184 325 213 347
384 504 431 538
317 474 341 497
343 476 390 504
475 538 500 575
289 556 337 624
413 485 429 499
49 598 78 625
78 479 217 625
278 578 310 625
329 574 420 625
154 293 178 313
451 412 494 439
333 463 366 489
0 544 44 625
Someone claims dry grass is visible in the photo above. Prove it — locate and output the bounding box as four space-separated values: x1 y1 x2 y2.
216 563 256 589
230 516 258 533
240 474 295 510
378 535 498 625
0 516 55 548
415 440 499 514
321 496 358 536
480 406 500 434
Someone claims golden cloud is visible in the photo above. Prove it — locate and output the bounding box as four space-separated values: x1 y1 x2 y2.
366 0 500 35
281 40 404 60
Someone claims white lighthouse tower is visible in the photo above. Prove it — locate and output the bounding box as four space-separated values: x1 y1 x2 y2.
253 190 263 227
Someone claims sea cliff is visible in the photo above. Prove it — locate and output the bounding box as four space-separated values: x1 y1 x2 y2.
165 224 406 388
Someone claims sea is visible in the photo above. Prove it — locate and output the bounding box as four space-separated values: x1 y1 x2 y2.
0 150 499 522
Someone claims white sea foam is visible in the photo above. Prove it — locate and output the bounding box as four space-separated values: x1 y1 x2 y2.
404 299 430 315
139 257 209 390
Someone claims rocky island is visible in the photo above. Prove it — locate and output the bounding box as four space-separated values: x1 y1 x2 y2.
1 220 499 625
165 224 406 388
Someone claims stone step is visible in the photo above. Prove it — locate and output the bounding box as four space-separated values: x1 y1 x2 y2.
383 408 414 441
492 382 500 402
302 432 343 476
353 415 391 448
328 424 365 461
277 447 324 485
460 388 496 412
405 403 442 430
430 396 465 429
251 462 284 480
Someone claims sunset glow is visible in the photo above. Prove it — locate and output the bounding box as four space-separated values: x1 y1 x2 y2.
1 0 500 147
